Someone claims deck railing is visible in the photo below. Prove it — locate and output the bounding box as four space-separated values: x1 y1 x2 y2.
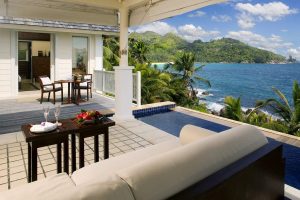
94 69 141 106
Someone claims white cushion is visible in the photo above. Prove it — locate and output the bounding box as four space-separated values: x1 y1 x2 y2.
44 84 61 91
83 75 91 80
71 139 181 186
179 124 216 145
117 125 268 200
76 174 134 200
40 77 52 85
0 173 78 200
79 82 88 87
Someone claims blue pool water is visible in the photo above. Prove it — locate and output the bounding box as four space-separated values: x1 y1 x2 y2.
138 111 300 189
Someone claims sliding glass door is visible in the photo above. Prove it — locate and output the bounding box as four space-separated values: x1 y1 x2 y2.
72 36 88 74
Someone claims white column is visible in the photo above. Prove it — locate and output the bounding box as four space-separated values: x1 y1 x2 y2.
10 30 18 97
0 0 8 16
95 35 103 70
113 6 134 121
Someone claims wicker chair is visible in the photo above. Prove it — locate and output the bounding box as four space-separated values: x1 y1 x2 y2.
38 76 63 104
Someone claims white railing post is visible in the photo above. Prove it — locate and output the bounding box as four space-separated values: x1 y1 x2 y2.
137 71 141 107
102 69 105 93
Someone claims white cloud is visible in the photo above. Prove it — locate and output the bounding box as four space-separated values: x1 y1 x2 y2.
237 13 255 29
188 11 206 18
235 2 298 29
134 21 177 35
280 29 288 32
227 30 292 53
288 48 300 60
178 24 220 42
211 15 232 22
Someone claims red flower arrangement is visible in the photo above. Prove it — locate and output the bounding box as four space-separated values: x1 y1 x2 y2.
76 110 102 124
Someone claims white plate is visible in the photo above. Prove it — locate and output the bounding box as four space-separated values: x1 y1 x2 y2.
30 122 57 133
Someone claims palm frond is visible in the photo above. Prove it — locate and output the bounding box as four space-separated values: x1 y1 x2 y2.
272 87 291 110
194 76 211 87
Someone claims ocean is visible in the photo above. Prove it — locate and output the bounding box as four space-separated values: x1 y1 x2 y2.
153 63 300 113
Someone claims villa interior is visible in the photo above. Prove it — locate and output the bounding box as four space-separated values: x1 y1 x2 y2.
18 32 51 91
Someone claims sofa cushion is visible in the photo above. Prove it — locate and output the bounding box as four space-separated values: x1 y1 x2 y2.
0 173 78 200
179 124 216 145
71 139 181 186
76 174 135 200
117 125 268 200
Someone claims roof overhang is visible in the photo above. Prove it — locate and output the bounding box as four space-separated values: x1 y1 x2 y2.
0 0 227 27
0 16 119 35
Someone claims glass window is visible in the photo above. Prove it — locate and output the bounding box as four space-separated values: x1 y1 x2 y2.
72 37 88 74
18 42 29 61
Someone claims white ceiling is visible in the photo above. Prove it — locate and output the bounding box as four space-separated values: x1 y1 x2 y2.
2 0 226 26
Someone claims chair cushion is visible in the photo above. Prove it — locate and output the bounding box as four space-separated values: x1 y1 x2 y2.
40 77 52 85
179 124 216 145
71 139 181 186
83 75 92 81
0 173 78 200
76 174 135 200
44 84 62 91
80 82 88 87
117 125 268 200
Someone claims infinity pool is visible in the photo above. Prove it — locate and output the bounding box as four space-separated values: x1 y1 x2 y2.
138 110 300 190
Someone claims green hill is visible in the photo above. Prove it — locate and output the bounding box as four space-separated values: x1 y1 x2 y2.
129 31 286 64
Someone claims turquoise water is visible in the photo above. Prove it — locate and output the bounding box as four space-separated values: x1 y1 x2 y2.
154 63 300 112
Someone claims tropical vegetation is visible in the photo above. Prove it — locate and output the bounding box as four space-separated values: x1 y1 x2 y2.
103 36 208 112
254 81 300 136
220 81 300 136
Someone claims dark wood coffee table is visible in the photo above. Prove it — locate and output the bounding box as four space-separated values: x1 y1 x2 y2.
21 119 76 182
71 117 115 171
22 117 116 181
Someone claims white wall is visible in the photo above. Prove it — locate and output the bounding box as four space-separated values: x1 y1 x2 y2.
0 29 17 99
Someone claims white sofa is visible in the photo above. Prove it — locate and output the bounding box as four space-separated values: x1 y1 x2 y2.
0 125 271 200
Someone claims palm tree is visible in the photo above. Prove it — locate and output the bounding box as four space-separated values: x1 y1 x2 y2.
134 63 175 104
129 38 149 65
103 37 119 71
254 81 300 135
166 52 211 97
222 96 243 121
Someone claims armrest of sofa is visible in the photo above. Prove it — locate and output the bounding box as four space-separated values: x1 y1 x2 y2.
179 125 216 145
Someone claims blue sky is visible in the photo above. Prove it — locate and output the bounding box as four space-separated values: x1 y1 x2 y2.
132 0 300 59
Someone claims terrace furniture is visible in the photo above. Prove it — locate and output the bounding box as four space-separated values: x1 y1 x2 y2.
21 119 76 182
55 79 74 104
21 118 115 182
70 117 115 172
38 76 63 104
73 74 93 103
0 125 285 200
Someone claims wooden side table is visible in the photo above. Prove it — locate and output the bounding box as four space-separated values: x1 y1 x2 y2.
21 119 76 182
70 118 115 171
